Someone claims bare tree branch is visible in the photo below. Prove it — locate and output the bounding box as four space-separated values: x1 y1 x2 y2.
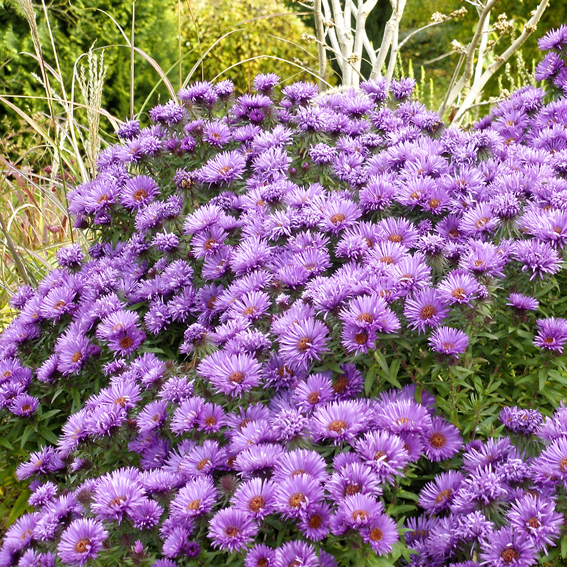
441 0 499 116
452 0 550 125
370 0 407 79
313 0 328 91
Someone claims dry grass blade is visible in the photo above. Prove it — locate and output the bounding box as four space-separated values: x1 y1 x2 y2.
76 49 108 173
212 54 333 86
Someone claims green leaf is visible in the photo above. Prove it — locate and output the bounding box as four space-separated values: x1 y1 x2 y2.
39 409 61 421
0 436 14 450
374 350 389 373
19 424 35 449
38 425 58 445
538 367 548 392
6 488 30 527
365 365 378 396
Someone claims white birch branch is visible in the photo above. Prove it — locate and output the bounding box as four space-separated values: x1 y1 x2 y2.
322 0 345 74
473 10 490 85
440 0 499 116
451 0 550 126
370 0 407 79
313 0 328 91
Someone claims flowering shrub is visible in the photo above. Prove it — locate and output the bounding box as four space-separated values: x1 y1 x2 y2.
3 28 567 567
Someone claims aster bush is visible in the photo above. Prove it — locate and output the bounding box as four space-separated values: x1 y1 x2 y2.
4 29 567 567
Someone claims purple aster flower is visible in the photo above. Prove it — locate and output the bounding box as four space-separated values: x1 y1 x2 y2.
228 290 271 321
437 270 480 306
196 402 225 433
40 286 77 321
144 299 171 334
450 465 508 514
297 502 331 541
507 494 562 552
2 513 38 557
271 408 308 442
203 121 232 147
178 81 218 106
149 100 185 125
120 175 160 210
199 351 262 397
274 475 324 519
245 544 277 567
390 78 415 100
360 513 399 555
170 397 205 435
282 81 318 105
375 399 432 435
338 493 383 529
422 416 463 461
355 430 410 482
309 143 337 165
331 363 364 400
278 317 329 371
359 174 397 211
29 482 58 508
507 293 539 311
462 437 516 472
326 462 382 501
513 240 561 280
55 333 93 375
230 238 272 276
56 244 84 268
461 203 500 237
231 478 276 520
389 253 432 295
208 507 258 553
131 499 163 529
170 477 218 520
479 527 536 567
311 400 369 444
253 73 280 95
244 543 276 567
429 326 470 356
341 323 376 354
136 400 169 434
538 25 567 51
452 510 494 542
318 197 362 234
151 559 178 567
539 437 567 479
404 288 449 333
461 240 507 278
213 79 234 98
91 471 146 523
500 406 542 435
9 394 39 417
339 294 389 331
57 519 108 566
273 449 328 483
234 443 286 478
293 373 334 412
273 541 319 567
117 119 140 139
198 150 247 187
152 232 179 252
178 439 227 478
534 317 567 353
418 471 465 514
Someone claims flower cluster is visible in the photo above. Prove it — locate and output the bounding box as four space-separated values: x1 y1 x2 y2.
407 405 566 566
2 26 567 567
536 25 567 94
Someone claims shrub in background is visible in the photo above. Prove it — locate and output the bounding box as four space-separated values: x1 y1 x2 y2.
2 28 567 567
